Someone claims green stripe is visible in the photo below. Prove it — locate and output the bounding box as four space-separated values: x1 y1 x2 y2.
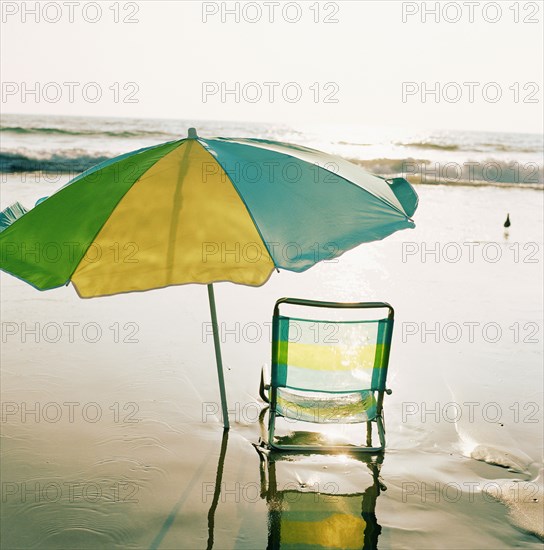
0 139 183 290
371 319 392 390
272 316 289 387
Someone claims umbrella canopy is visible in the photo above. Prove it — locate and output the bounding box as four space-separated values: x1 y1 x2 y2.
0 129 417 296
0 128 418 428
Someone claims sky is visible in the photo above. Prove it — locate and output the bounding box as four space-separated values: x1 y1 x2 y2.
1 0 543 134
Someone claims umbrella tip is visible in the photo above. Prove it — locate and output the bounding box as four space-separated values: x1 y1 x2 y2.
187 127 198 139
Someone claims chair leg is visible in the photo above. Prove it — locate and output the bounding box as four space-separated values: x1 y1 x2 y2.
377 415 386 449
258 406 269 445
268 407 276 448
366 421 373 447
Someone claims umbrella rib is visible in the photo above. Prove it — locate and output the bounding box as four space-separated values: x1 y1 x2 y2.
165 140 193 283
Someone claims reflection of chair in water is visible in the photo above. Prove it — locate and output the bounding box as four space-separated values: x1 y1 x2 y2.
257 450 384 550
260 298 395 452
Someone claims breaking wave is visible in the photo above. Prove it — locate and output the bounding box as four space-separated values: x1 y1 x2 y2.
0 125 171 138
1 149 542 187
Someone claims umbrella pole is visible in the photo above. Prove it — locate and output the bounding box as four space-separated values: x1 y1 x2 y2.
207 284 230 429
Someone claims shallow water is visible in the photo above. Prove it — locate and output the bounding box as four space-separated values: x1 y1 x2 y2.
1 182 543 548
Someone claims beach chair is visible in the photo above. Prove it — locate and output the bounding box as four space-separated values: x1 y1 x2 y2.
259 298 394 453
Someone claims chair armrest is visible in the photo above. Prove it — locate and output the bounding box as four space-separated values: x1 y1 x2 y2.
259 364 270 403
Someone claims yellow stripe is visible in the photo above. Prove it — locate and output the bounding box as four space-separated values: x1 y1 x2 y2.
285 342 379 371
72 141 275 297
281 514 366 548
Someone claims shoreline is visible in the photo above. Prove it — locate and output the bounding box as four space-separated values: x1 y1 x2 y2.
0 170 543 192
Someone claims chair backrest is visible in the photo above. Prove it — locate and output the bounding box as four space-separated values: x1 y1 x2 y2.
271 299 394 394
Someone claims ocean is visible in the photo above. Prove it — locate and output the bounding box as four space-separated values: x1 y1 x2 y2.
1 113 543 189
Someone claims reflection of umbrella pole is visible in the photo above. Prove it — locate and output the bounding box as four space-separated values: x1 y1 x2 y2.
206 428 229 550
207 284 230 429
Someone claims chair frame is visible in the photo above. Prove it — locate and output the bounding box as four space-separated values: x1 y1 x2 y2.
261 298 394 453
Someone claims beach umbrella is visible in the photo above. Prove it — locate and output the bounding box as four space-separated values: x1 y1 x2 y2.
0 128 418 429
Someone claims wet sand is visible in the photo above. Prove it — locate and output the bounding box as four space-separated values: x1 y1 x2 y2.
1 182 543 548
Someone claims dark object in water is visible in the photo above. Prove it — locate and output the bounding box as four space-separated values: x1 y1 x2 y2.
504 214 511 228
